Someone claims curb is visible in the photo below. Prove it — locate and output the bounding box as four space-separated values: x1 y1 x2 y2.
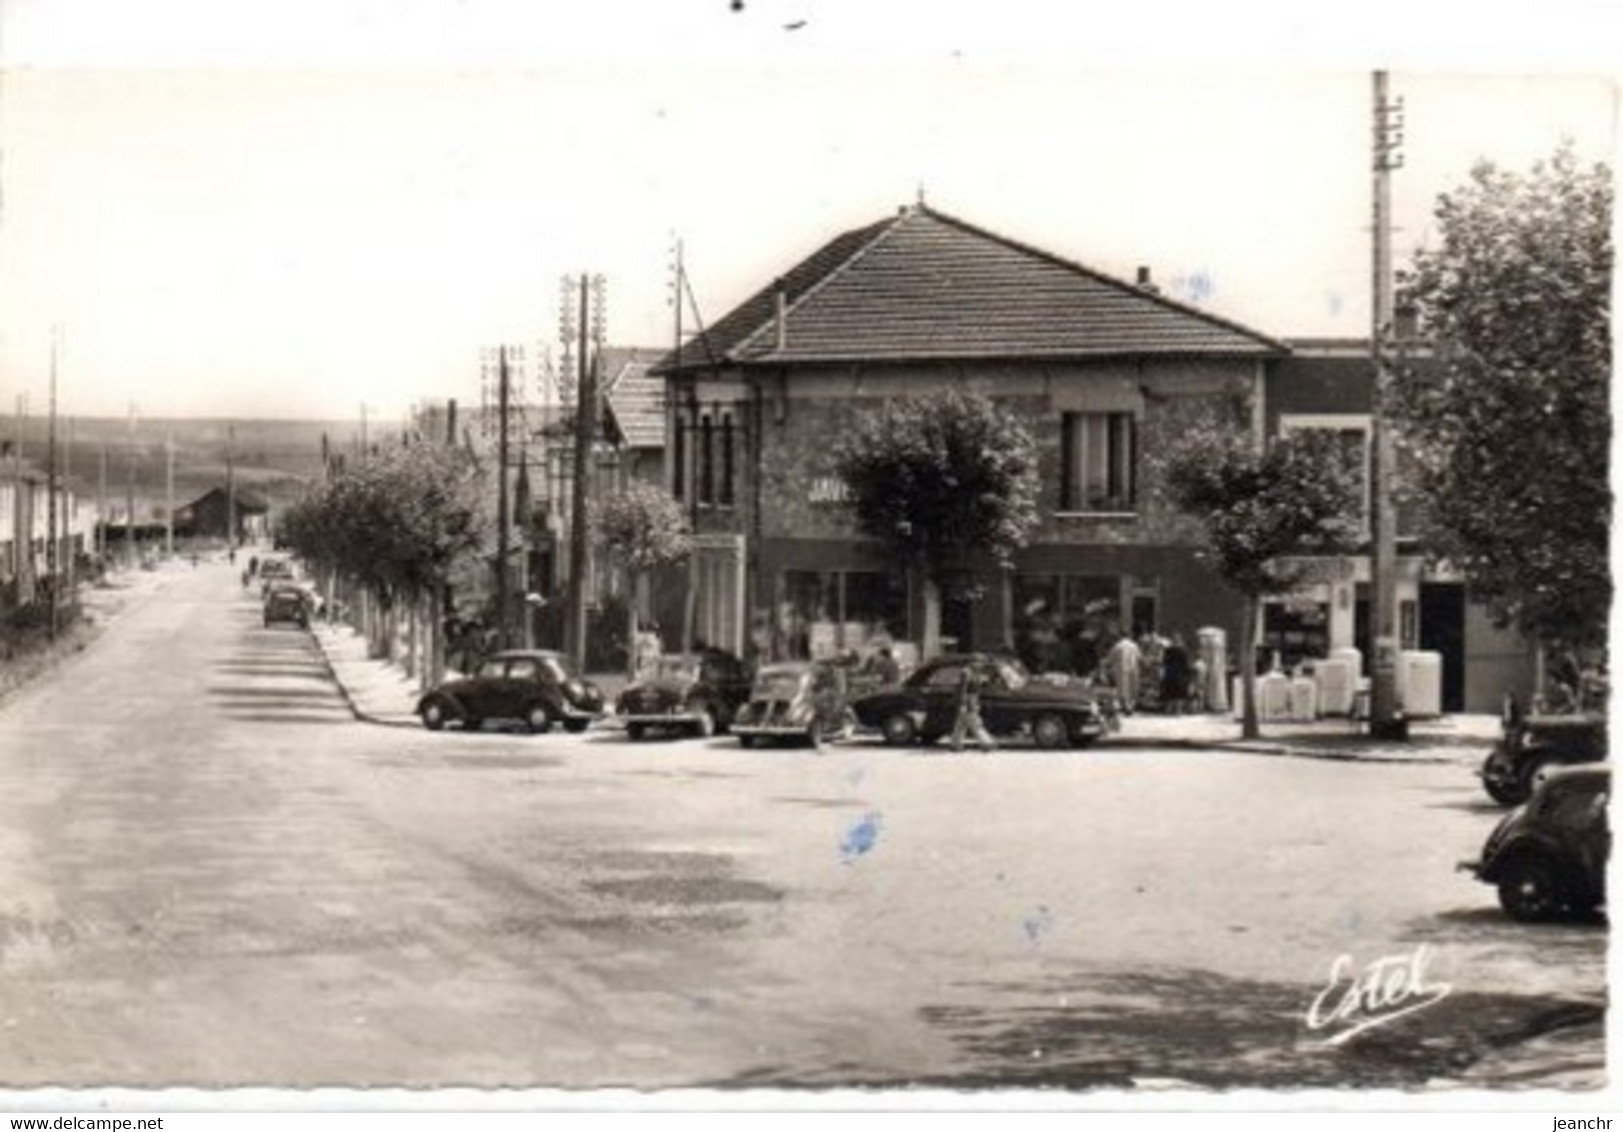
1103 734 1464 765
309 625 422 730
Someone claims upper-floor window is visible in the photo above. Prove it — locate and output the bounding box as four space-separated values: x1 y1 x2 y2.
1060 411 1137 513
699 414 715 504
1280 414 1371 534
680 406 738 509
719 415 735 506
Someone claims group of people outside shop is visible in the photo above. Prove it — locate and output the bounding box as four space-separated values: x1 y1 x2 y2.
1100 629 1205 715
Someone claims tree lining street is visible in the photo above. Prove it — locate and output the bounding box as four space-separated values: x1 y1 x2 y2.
0 558 1603 1090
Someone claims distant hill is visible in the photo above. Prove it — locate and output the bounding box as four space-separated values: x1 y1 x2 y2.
4 416 366 516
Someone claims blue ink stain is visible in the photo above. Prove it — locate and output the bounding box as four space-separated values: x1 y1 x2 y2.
1022 905 1054 943
840 811 882 863
1326 290 1345 317
1172 270 1216 305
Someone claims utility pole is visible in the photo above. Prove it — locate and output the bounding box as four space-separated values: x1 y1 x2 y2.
565 275 602 669
1369 70 1408 740
495 347 512 651
226 423 236 552
46 327 58 639
164 432 175 557
11 395 23 590
97 440 107 563
126 405 138 569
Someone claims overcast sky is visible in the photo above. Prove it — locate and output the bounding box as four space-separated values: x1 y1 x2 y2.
0 1 1617 422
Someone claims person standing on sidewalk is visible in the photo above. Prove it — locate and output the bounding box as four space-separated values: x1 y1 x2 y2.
1104 632 1143 715
1160 632 1193 714
950 664 996 753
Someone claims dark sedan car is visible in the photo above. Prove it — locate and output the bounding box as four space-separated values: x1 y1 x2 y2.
615 649 752 739
417 650 604 734
852 653 1113 749
1462 763 1609 921
262 586 309 628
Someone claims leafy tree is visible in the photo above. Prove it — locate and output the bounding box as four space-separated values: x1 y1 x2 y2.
280 441 486 676
592 480 692 676
832 389 1040 655
1160 421 1362 738
1392 144 1611 655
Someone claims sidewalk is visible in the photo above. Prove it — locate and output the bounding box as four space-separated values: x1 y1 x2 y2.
1114 709 1501 765
310 625 1502 763
309 624 637 728
310 621 424 728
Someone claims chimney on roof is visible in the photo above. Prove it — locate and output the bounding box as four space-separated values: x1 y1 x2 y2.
775 279 788 352
1136 266 1160 295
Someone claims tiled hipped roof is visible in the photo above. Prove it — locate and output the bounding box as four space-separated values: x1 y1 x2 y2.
661 205 1283 373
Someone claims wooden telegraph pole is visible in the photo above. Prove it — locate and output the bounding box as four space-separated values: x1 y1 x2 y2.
495 347 512 651
564 275 602 670
1369 71 1408 740
46 328 58 639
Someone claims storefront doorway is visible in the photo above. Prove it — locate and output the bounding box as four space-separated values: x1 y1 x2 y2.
1420 582 1467 712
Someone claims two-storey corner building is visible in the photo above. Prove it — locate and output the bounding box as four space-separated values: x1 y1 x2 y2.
656 203 1288 669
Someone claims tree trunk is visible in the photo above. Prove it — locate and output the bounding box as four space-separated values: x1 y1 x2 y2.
626 573 640 681
1239 594 1260 739
918 569 942 661
424 584 444 693
404 597 418 679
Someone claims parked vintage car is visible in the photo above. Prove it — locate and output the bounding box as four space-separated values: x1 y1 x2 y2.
261 586 309 629
1462 763 1609 921
615 648 753 739
416 650 605 734
1479 698 1607 805
851 653 1114 749
732 660 860 748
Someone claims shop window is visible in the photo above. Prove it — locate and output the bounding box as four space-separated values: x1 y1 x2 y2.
1262 598 1330 672
1012 572 1123 676
781 569 907 659
1061 412 1137 513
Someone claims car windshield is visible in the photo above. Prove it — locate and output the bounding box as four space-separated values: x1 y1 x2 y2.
649 657 700 682
992 660 1029 691
754 671 805 698
541 655 579 682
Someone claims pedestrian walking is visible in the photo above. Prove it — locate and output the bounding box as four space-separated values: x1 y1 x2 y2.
1161 633 1193 714
1104 633 1143 714
950 665 996 753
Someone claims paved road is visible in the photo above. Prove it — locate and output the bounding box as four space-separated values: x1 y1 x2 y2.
0 561 1604 1090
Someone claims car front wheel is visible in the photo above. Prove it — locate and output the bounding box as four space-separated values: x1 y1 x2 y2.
1497 853 1566 922
527 704 555 735
881 712 917 746
695 705 717 738
1481 749 1525 805
421 699 448 731
1032 713 1069 750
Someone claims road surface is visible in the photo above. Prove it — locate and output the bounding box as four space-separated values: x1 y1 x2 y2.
0 560 1604 1090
